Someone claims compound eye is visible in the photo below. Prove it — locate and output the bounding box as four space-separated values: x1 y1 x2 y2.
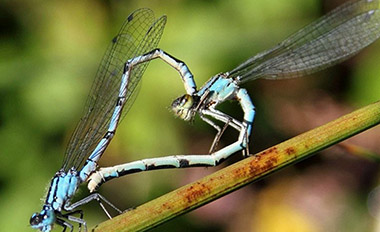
171 94 195 121
171 94 193 109
30 213 42 225
180 94 193 108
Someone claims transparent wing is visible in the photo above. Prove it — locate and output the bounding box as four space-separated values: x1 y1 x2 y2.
63 9 167 170
229 0 380 82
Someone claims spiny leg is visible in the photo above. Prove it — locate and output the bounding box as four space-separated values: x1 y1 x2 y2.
200 108 245 154
242 127 251 157
202 107 244 132
213 118 232 153
57 210 85 232
199 114 222 153
63 210 84 232
66 215 86 232
56 217 73 232
200 114 232 154
64 193 122 220
199 88 255 158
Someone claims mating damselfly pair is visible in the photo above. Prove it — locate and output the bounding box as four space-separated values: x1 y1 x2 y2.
30 0 380 231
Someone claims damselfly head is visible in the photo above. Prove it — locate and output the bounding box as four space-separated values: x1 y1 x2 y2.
171 94 196 121
30 205 55 232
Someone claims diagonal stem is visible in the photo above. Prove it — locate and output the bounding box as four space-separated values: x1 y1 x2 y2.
93 100 380 232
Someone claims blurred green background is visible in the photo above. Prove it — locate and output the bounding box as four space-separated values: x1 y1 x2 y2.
2 0 380 231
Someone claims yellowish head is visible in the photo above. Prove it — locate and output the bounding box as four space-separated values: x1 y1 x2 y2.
171 94 196 121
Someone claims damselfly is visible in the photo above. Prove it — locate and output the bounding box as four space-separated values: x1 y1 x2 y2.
30 9 166 232
31 0 380 231
86 0 380 192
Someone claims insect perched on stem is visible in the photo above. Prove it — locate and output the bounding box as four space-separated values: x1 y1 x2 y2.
30 1 380 231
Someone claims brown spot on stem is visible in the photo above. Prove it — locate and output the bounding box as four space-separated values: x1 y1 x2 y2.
182 182 211 204
162 202 172 210
285 147 296 155
232 150 280 181
258 146 278 157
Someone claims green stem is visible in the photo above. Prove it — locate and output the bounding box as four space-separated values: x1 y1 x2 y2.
93 100 380 232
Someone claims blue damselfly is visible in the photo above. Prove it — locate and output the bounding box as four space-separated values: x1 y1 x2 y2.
31 0 380 231
30 8 166 231
87 0 380 191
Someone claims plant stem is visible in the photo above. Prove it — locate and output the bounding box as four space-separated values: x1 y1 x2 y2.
93 100 380 232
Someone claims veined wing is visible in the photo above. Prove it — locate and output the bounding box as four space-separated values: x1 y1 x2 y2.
229 0 380 82
63 9 167 170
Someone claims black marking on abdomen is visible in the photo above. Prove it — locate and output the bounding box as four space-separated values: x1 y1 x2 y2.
215 157 228 166
146 164 178 170
179 159 190 167
243 119 254 125
104 131 114 139
116 97 125 106
118 168 144 177
123 62 129 73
